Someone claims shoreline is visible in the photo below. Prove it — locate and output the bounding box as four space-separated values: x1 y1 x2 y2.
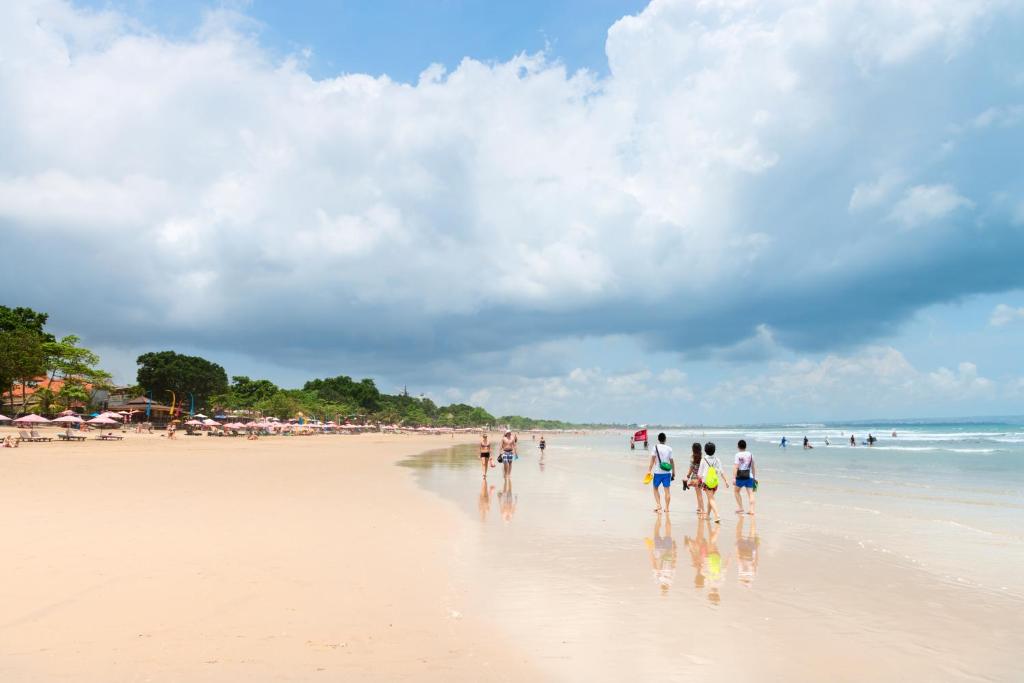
0 432 536 681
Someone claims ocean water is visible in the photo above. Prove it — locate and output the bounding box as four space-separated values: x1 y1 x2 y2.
402 419 1024 680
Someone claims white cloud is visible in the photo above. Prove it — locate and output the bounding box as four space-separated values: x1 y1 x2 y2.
990 304 1024 326
709 346 995 409
887 184 973 228
849 171 905 212
0 0 1021 423
927 361 994 396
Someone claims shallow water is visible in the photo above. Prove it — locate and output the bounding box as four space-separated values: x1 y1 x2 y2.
403 422 1024 681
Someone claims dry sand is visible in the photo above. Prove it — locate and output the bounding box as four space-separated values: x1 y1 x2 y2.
0 430 533 682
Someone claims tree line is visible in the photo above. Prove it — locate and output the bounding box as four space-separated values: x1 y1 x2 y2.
1 305 611 428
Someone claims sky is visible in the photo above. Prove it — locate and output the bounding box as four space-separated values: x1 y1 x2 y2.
2 0 1024 424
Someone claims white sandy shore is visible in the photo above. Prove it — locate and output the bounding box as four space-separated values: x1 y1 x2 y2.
0 430 535 682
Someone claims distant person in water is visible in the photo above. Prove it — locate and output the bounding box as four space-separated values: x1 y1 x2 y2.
824 437 831 446
479 432 492 477
499 430 518 477
539 436 546 453
733 439 757 516
630 436 635 450
803 436 813 449
646 432 675 514
779 436 787 448
867 433 877 446
850 434 856 447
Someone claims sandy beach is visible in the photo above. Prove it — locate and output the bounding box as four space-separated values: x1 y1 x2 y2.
0 430 535 682
3 427 1023 682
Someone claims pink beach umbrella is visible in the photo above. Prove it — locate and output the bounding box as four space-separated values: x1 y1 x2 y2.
202 419 220 427
15 414 51 424
184 419 203 426
86 415 119 425
99 411 123 420
0 414 11 422
53 415 84 424
58 409 77 417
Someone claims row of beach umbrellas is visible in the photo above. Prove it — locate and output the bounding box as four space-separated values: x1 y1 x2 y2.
0 412 122 425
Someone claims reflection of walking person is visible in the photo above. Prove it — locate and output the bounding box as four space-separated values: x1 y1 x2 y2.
697 442 729 523
733 439 757 516
735 515 759 589
703 518 729 605
478 479 493 522
645 514 677 594
684 517 708 591
498 477 517 522
646 432 675 513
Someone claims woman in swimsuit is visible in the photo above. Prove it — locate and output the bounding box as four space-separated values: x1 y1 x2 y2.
479 432 492 477
687 442 705 517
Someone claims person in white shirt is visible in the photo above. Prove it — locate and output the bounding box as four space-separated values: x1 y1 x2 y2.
697 442 729 524
733 439 757 515
646 432 675 514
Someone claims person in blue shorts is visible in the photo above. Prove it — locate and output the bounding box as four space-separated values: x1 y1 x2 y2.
646 432 675 514
733 439 757 515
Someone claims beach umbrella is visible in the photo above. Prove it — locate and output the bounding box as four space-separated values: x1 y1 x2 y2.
58 409 77 417
99 411 123 420
53 415 84 424
87 415 118 425
0 414 11 421
15 414 51 424
202 418 219 427
184 419 203 426
194 413 208 419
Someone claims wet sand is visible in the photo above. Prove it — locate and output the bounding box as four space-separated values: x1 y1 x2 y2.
0 430 536 682
3 428 1022 681
405 437 1024 682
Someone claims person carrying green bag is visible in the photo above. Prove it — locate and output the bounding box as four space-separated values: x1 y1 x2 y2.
697 442 729 524
646 432 675 514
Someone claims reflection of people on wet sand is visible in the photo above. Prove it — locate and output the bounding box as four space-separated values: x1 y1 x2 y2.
735 515 759 589
702 519 729 605
498 477 517 522
645 514 677 594
684 517 708 592
478 479 494 522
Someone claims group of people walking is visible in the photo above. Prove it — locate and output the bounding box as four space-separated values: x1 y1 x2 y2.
479 429 523 478
647 432 757 523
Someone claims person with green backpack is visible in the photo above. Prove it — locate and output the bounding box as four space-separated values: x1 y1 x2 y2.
697 442 729 523
646 432 675 514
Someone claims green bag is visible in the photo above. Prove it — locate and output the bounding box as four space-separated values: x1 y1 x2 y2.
654 445 672 471
704 462 719 489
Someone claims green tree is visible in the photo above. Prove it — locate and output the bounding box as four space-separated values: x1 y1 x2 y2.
0 329 47 413
0 305 54 342
304 375 381 412
230 376 280 406
43 335 112 397
136 351 229 409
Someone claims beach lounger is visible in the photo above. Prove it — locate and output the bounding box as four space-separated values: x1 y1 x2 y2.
96 434 124 441
57 433 87 442
19 432 51 444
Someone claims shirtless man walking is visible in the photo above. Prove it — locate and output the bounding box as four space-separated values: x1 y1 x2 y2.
500 429 518 478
